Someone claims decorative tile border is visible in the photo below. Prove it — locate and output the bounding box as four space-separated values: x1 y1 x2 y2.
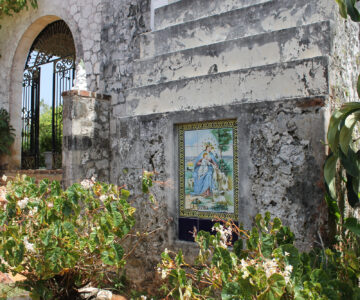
178 119 238 221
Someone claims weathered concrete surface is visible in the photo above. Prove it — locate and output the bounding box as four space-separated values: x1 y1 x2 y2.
154 0 272 30
140 0 335 58
134 21 331 87
111 97 327 290
62 90 110 186
119 57 329 117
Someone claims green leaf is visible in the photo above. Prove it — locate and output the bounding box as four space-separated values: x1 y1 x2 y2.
261 234 274 258
272 218 282 231
101 250 115 266
221 282 242 300
339 147 360 177
327 111 344 153
280 244 301 273
112 243 124 262
336 0 348 18
324 153 340 220
339 113 360 155
175 249 184 265
346 0 360 21
259 274 286 300
233 239 243 258
343 217 360 236
347 174 360 207
120 189 130 200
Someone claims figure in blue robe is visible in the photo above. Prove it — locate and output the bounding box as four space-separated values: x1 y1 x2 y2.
191 146 218 196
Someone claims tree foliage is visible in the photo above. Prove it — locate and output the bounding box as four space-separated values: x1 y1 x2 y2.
39 100 62 155
211 129 232 158
0 108 15 156
0 0 37 18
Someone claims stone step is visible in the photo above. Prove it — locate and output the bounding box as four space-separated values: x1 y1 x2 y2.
115 57 328 118
154 0 272 30
134 21 331 88
140 0 332 59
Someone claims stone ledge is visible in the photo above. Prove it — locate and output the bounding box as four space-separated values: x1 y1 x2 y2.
62 90 111 101
4 169 63 175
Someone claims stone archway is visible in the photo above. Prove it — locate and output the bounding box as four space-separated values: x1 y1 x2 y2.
21 20 76 169
8 16 77 170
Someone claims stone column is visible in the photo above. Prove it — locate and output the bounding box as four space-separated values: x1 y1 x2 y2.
62 90 111 187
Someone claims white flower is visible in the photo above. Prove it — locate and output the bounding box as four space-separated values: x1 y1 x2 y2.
242 269 250 279
81 179 94 189
161 269 168 279
99 195 107 202
164 248 169 255
263 258 279 278
24 236 36 253
140 296 147 300
284 264 293 283
29 206 38 217
284 251 290 257
18 197 29 209
212 224 232 248
1 175 7 182
47 202 54 208
240 259 249 268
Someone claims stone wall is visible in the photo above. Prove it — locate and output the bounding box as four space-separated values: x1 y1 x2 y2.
62 90 110 186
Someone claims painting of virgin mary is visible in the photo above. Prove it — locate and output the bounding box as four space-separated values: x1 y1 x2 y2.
191 144 218 197
180 122 238 219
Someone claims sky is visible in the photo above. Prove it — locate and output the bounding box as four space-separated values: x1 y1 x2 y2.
39 62 53 107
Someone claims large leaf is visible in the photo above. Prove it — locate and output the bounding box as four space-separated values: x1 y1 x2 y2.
343 217 360 236
280 244 301 273
347 174 360 207
324 154 338 201
258 274 286 300
327 111 345 153
339 147 360 177
339 112 360 155
336 0 348 18
346 0 360 21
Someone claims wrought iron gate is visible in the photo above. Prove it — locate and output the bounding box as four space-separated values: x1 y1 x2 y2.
22 68 41 169
21 20 75 169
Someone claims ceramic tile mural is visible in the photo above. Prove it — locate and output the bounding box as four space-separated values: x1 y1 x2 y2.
178 120 238 220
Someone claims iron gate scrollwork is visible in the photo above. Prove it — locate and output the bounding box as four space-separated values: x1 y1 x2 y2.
21 20 75 170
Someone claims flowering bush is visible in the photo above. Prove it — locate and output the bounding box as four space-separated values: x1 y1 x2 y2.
158 213 360 299
0 175 136 299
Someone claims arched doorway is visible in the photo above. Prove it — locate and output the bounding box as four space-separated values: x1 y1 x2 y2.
21 20 75 170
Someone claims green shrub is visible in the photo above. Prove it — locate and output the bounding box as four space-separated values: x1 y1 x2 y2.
0 108 15 156
0 175 136 299
158 213 360 299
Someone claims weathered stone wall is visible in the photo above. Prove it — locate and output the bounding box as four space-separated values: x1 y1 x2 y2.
111 96 327 289
329 14 360 108
100 0 151 101
62 90 110 187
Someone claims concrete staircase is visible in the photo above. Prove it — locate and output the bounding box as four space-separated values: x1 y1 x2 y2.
115 0 333 117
